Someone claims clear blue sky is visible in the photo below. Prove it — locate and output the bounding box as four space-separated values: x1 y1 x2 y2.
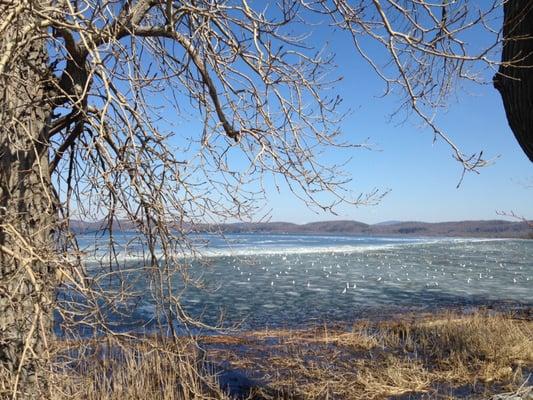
165 9 532 225
261 14 532 224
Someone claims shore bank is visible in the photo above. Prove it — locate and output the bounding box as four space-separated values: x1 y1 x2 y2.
44 308 533 400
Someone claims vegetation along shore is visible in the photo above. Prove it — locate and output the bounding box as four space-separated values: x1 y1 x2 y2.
43 309 533 400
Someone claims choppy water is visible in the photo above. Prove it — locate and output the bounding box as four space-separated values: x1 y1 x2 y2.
72 233 532 332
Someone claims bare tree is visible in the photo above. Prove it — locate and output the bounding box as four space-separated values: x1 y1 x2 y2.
0 0 531 398
325 0 532 166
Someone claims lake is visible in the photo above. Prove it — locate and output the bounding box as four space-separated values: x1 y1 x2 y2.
68 233 532 333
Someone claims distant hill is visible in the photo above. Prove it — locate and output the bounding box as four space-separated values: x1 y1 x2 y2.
215 219 532 238
373 220 404 226
70 219 533 239
369 220 532 238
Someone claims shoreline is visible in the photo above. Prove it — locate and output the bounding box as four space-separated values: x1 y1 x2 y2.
50 306 533 399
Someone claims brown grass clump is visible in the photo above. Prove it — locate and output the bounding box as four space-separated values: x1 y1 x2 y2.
203 311 533 399
353 357 432 399
387 313 533 384
50 336 229 400
4 311 529 399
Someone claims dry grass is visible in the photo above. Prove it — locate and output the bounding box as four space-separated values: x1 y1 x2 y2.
4 311 530 399
353 358 432 399
202 311 533 399
389 313 533 384
49 336 229 400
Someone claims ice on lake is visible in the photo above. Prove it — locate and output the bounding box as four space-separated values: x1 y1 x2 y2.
76 233 533 331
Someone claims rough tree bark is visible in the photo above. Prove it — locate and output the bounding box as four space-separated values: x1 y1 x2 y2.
494 0 533 162
0 16 57 400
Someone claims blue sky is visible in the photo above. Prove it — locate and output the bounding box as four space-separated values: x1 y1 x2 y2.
156 5 532 225
266 86 533 224
246 19 532 224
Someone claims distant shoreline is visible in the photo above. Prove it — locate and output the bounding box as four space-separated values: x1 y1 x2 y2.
70 218 533 239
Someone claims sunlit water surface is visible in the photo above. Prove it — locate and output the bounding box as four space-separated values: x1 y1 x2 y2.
71 233 532 332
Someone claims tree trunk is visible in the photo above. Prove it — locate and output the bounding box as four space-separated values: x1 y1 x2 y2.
0 14 57 400
494 0 533 162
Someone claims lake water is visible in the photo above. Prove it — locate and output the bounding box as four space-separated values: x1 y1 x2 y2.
71 233 532 332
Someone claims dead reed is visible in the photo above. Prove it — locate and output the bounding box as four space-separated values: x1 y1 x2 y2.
10 310 530 399
207 311 532 399
49 336 228 400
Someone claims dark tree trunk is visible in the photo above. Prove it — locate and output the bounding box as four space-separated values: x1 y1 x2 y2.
494 0 533 162
0 15 57 400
